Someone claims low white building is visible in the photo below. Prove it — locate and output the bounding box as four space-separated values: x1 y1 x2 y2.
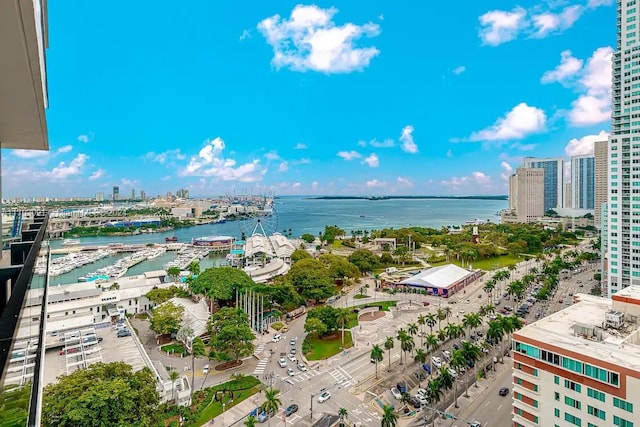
395 264 481 297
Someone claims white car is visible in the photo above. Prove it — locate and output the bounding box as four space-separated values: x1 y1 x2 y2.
278 357 287 368
287 354 297 363
442 350 451 360
287 367 295 376
297 363 307 371
390 388 402 400
202 364 209 375
317 391 331 403
415 394 428 405
272 334 282 343
459 308 466 314
416 388 428 398
431 357 443 368
448 368 458 378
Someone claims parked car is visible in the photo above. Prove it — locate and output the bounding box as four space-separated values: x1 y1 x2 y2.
281 325 290 332
285 404 298 416
258 410 274 422
317 391 331 403
447 368 458 378
390 388 402 400
499 387 509 396
297 363 307 371
422 363 431 374
272 334 281 343
287 367 295 376
290 338 296 345
431 357 443 368
287 354 297 362
414 394 428 405
203 364 209 375
442 350 451 360
411 396 422 409
290 347 296 355
117 329 131 338
396 382 407 393
278 357 287 368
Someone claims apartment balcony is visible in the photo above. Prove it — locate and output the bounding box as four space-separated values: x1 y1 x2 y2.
0 213 49 427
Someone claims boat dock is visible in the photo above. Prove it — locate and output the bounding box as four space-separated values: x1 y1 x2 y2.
50 243 184 255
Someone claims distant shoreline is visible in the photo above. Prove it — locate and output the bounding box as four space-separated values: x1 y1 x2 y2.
308 195 508 201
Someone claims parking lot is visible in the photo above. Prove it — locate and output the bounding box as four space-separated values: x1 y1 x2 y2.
43 320 148 386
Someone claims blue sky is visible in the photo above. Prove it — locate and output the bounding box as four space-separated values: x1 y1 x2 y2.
4 0 614 198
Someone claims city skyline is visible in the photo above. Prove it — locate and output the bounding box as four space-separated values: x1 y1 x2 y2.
2 1 614 198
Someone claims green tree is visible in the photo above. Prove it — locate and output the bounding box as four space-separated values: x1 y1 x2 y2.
300 233 316 244
208 308 256 363
42 362 159 427
187 261 200 276
370 345 384 379
287 258 334 301
167 266 181 281
244 415 257 427
0 383 30 426
190 267 255 303
384 337 394 372
336 308 351 346
318 254 360 279
260 389 281 427
306 306 339 332
149 301 184 337
338 407 348 426
414 348 427 365
381 404 398 427
291 249 312 262
304 317 328 337
449 349 467 408
393 245 410 266
347 249 380 274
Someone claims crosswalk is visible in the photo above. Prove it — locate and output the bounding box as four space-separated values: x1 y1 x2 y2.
253 359 268 375
291 369 320 383
329 366 353 386
253 343 265 357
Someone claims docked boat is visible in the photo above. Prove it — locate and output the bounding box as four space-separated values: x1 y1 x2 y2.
165 236 178 242
62 238 81 246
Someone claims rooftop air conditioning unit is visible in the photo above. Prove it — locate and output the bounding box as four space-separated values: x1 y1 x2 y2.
605 310 625 329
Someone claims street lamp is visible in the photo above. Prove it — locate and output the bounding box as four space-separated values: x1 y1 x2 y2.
222 403 226 427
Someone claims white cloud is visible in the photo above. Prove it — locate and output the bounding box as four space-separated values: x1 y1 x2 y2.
362 153 379 168
293 142 308 149
472 171 492 186
88 169 105 181
278 161 289 172
264 151 280 160
569 46 613 126
587 0 612 7
500 161 513 181
366 179 386 188
469 103 547 141
257 4 381 73
370 138 395 148
11 149 49 158
144 149 186 164
531 5 583 38
357 140 367 147
293 158 311 165
180 137 267 183
239 29 251 41
56 145 73 154
478 7 527 46
337 150 362 160
47 154 88 180
311 181 319 190
77 134 91 143
564 130 609 156
399 125 418 153
452 66 466 75
120 178 140 188
541 50 583 84
396 176 413 187
161 175 172 181
292 182 301 188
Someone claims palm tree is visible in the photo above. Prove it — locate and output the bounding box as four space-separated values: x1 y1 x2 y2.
462 313 482 338
437 366 455 392
396 329 407 365
169 369 180 402
443 306 453 325
407 322 418 354
336 308 351 347
425 313 437 334
424 333 439 375
384 337 394 371
449 349 467 408
417 314 426 336
436 329 447 344
461 340 482 394
426 379 443 427
381 404 398 427
486 320 505 372
371 345 384 378
338 407 348 426
400 335 415 365
244 416 257 427
190 336 206 397
261 388 281 427
414 348 427 365
436 308 446 330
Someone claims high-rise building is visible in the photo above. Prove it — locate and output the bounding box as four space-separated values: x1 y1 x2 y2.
95 192 104 201
176 188 190 199
516 167 545 223
140 190 146 200
570 155 595 209
131 189 135 199
509 174 518 210
594 140 608 226
564 182 572 209
601 202 609 297
112 186 120 201
522 157 564 211
512 287 640 427
608 1 640 295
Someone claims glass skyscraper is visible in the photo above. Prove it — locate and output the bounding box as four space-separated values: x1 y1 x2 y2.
521 157 564 212
608 0 640 295
570 155 595 209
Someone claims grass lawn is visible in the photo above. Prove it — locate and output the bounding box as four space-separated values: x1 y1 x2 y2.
161 343 188 356
304 331 353 361
271 321 283 331
192 376 261 426
353 301 397 312
431 254 524 271
331 240 343 249
345 313 358 329
353 293 369 299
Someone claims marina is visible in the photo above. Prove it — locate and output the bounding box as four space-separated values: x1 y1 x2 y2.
82 246 169 280
35 248 116 276
163 246 211 270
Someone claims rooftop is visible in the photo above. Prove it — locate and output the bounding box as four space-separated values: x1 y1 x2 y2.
514 292 640 372
400 264 474 288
